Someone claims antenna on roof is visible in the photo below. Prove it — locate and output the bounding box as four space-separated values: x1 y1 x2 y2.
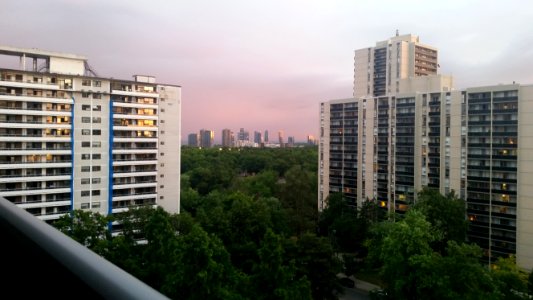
396 29 399 37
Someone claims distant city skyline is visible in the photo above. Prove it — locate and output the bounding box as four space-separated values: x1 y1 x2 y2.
1 0 532 143
187 127 303 144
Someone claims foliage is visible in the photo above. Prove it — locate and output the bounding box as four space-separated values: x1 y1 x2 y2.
491 256 530 300
251 229 312 300
53 210 111 255
279 165 318 236
414 188 468 253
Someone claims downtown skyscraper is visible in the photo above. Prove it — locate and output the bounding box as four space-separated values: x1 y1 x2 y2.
319 34 533 269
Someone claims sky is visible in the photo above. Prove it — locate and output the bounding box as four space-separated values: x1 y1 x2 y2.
1 0 532 143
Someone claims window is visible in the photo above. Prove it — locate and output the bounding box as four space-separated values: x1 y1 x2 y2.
93 129 101 135
93 93 102 99
92 178 101 184
93 80 101 87
92 154 101 160
93 105 101 111
82 142 90 147
160 196 164 199
160 174 164 178
92 141 101 148
82 104 91 111
92 166 101 172
92 190 100 196
81 191 90 197
82 79 91 86
81 203 90 209
160 163 165 167
82 117 91 123
161 130 165 134
92 117 101 123
160 120 165 123
81 154 90 160
92 202 101 208
161 109 165 113
81 166 90 172
160 152 164 156
160 141 165 145
82 92 90 98
81 178 90 184
82 129 90 135
160 185 164 188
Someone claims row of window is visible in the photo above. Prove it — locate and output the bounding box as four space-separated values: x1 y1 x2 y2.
81 154 101 160
81 141 101 147
81 79 102 87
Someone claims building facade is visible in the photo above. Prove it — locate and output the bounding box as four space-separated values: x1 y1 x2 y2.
222 128 233 148
320 78 533 269
199 129 214 148
188 133 199 147
0 45 181 221
320 34 533 269
354 32 438 98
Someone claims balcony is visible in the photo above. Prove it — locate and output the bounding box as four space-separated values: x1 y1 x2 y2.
0 197 169 299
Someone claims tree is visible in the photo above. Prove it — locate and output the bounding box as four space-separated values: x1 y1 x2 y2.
414 188 467 253
162 225 245 300
279 165 318 236
491 255 530 300
378 210 436 299
251 229 311 300
53 210 110 255
289 233 343 300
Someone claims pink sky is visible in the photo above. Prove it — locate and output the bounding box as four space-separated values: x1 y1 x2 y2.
1 0 532 143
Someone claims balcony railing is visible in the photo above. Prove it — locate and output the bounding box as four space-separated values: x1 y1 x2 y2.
0 197 169 299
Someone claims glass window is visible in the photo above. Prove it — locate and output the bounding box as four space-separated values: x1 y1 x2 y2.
93 81 101 87
81 154 90 160
82 117 91 123
92 190 100 196
81 203 90 209
81 190 90 197
92 166 101 172
92 178 101 184
92 142 101 148
82 142 90 147
81 178 90 185
92 154 101 160
93 105 101 111
92 129 101 135
82 129 90 135
82 104 91 111
81 166 90 172
82 79 91 86
92 117 101 123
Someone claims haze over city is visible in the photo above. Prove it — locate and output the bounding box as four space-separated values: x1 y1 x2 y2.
1 0 532 143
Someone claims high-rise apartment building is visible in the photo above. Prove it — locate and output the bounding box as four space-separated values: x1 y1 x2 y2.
222 128 233 148
199 129 214 148
0 45 181 220
354 32 438 98
319 35 533 269
188 133 199 147
264 130 269 143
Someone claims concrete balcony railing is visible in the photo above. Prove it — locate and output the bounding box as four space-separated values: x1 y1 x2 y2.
0 197 169 299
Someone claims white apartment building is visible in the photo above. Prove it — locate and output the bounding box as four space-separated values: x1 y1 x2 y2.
320 34 533 269
0 46 181 221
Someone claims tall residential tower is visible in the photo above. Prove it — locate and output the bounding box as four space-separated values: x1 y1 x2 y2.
319 34 533 269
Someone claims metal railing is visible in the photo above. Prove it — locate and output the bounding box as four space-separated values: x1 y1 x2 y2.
0 197 169 299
